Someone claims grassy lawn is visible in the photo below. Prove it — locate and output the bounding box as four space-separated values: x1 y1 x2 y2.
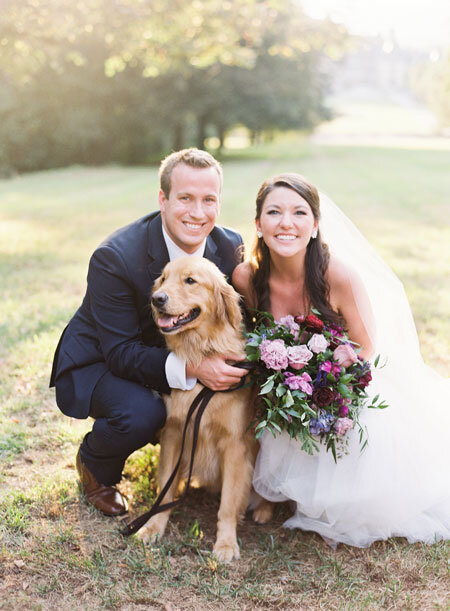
0 135 449 609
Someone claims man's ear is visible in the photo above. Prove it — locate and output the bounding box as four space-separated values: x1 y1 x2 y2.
158 189 167 212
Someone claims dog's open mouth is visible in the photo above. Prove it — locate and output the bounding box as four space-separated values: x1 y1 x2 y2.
156 307 201 333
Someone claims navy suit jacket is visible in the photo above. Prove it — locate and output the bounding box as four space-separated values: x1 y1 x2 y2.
50 211 243 419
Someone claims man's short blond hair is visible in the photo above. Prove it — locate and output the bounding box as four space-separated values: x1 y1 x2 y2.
159 148 223 198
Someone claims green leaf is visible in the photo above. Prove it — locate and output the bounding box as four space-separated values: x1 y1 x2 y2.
331 442 337 463
340 374 353 383
260 379 274 395
255 428 264 440
337 383 352 398
303 404 317 417
271 421 282 433
245 339 260 347
286 408 301 418
374 354 380 368
276 385 286 397
254 420 267 431
284 390 294 407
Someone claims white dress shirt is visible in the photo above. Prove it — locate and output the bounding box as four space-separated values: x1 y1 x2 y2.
162 225 206 390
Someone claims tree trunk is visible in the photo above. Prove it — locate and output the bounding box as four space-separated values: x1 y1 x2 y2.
173 122 185 151
218 126 226 150
197 116 207 149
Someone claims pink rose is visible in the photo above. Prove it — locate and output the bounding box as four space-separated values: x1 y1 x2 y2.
260 339 289 371
333 344 358 368
307 333 329 354
287 345 313 370
334 417 354 436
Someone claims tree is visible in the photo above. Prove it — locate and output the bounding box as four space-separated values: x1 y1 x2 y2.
0 0 347 171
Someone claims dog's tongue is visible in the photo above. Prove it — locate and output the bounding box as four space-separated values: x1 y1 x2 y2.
158 314 179 329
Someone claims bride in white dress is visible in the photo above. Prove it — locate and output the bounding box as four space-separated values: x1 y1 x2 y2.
232 173 450 548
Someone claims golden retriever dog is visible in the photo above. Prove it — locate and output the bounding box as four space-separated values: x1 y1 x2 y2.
136 256 273 562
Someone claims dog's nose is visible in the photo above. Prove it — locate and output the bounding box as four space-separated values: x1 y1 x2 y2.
152 292 169 308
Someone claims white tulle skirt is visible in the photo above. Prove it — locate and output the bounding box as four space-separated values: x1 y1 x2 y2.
253 361 450 548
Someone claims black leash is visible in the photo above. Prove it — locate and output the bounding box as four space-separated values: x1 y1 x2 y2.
121 361 255 537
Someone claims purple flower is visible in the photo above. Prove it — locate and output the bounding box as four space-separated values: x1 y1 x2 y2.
309 418 322 436
309 410 335 435
260 339 289 371
339 404 349 417
318 409 335 433
283 372 313 395
320 361 341 376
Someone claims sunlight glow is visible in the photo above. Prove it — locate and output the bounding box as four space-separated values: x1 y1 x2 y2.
301 0 450 49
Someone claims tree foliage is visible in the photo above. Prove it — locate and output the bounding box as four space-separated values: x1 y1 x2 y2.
410 51 450 131
0 0 346 172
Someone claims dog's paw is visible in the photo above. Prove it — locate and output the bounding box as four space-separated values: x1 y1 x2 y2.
213 539 240 563
252 500 274 524
135 520 166 544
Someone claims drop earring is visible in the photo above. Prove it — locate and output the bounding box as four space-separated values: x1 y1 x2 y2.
311 229 318 239
257 230 263 238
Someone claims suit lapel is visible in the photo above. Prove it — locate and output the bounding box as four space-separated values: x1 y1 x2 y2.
204 233 222 269
147 214 169 283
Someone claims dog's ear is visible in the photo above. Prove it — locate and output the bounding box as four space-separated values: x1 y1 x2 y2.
214 279 242 328
152 275 162 294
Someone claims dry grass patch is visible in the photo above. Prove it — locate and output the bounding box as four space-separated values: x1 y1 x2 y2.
1 455 448 610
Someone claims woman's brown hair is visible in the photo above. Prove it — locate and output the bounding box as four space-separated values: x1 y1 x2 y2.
251 173 342 326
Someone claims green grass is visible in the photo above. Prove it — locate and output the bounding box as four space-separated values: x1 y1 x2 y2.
0 133 449 609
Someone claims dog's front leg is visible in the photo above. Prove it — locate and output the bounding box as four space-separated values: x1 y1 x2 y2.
136 423 182 544
213 444 252 563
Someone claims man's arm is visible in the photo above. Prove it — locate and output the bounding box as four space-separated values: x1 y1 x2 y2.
87 245 171 394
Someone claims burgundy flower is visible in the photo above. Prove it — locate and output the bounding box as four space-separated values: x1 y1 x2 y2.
294 314 305 324
304 314 325 332
356 371 372 389
312 387 336 407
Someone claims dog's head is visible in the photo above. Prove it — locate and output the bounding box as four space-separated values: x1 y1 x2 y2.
151 256 242 335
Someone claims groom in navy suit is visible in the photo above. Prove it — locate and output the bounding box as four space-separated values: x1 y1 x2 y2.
50 148 246 516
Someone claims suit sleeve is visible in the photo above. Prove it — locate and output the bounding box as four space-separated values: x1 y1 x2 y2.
87 245 170 394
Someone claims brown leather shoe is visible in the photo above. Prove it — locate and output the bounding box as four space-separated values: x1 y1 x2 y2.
76 449 128 517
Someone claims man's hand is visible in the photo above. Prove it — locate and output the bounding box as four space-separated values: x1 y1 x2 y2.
186 354 247 391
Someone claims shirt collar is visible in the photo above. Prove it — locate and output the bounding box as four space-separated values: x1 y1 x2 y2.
162 225 206 261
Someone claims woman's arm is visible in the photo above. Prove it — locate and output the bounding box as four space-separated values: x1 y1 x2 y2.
327 257 375 359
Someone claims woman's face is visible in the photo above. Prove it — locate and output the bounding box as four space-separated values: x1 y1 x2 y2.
256 186 318 258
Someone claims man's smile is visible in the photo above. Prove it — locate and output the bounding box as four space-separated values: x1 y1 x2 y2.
183 221 205 230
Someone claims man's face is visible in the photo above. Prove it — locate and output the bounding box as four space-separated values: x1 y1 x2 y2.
159 163 221 254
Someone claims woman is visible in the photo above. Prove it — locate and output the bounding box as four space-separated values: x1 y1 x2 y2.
232 173 450 548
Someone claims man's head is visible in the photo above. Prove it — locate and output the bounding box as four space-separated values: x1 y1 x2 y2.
158 149 223 254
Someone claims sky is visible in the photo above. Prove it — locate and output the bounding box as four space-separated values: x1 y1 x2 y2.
301 0 450 50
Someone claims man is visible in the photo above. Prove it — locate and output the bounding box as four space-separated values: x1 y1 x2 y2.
50 148 247 516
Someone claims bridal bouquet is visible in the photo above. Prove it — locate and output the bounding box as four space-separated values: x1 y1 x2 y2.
244 311 387 461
